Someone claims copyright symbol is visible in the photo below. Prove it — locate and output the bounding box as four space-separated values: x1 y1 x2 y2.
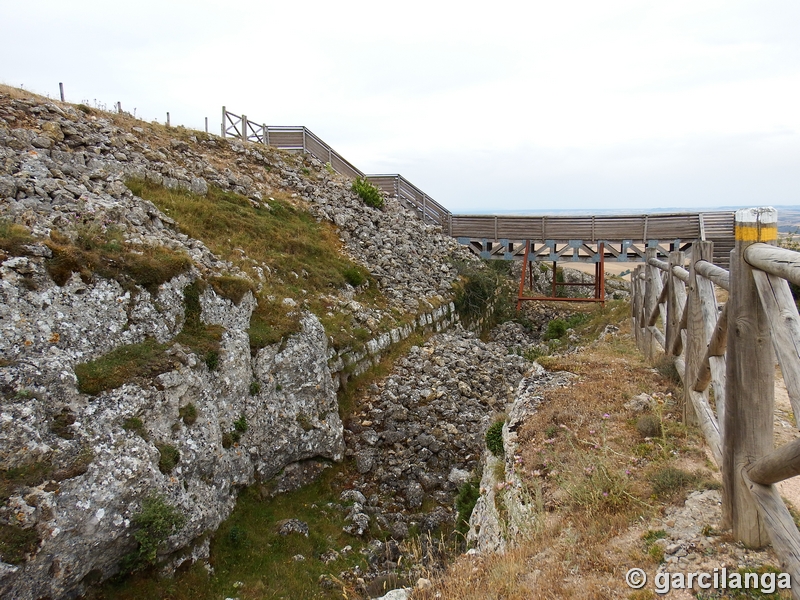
626 568 647 589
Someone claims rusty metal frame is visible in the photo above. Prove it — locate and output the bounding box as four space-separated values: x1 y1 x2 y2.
516 242 606 309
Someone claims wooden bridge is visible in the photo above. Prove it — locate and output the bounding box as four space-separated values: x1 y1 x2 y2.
222 107 737 302
633 208 800 595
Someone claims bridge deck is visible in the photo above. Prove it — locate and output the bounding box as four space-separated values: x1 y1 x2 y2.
449 211 735 267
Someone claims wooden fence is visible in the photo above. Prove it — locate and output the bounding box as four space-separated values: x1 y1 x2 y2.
221 107 451 227
631 207 800 594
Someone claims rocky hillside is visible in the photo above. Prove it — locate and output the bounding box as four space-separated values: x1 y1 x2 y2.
0 86 480 600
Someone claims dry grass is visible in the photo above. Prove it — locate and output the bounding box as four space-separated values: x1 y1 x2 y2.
416 313 716 600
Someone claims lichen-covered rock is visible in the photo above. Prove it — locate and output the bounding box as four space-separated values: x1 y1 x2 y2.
0 269 344 599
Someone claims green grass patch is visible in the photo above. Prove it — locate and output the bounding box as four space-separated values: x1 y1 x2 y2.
0 523 40 564
94 467 369 600
45 228 191 293
75 281 223 395
125 179 387 353
648 466 698 500
0 219 35 256
75 338 171 395
179 404 197 426
156 444 180 474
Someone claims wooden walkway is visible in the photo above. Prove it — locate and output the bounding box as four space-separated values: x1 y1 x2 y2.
221 108 736 267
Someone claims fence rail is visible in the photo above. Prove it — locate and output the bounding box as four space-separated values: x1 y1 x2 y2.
221 107 450 227
631 207 800 595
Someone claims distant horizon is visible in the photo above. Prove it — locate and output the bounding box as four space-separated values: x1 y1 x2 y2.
450 205 800 216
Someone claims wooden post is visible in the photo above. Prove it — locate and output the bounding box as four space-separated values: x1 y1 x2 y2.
221 106 226 137
205 117 208 133
241 115 248 142
643 248 660 361
59 82 65 102
166 112 170 127
517 240 531 311
724 207 777 546
633 266 645 352
666 250 686 355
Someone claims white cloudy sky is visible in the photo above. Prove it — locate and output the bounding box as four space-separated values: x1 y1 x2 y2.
3 0 799 213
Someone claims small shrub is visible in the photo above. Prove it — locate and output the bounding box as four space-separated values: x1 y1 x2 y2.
351 177 384 209
249 381 261 396
234 415 248 434
636 414 662 439
77 104 93 114
124 495 185 571
544 319 567 341
179 403 197 426
649 466 698 499
485 420 505 457
204 350 219 371
227 525 247 547
221 431 233 449
342 266 366 287
123 417 146 437
455 479 480 537
156 443 180 474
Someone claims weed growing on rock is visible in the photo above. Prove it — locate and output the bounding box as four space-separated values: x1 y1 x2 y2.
485 419 505 457
123 417 146 437
454 479 480 537
0 219 34 257
75 338 171 395
123 495 185 571
179 403 197 426
0 523 40 564
233 415 248 434
249 381 260 396
156 444 180 474
208 275 255 305
351 177 384 209
45 227 191 292
453 260 514 328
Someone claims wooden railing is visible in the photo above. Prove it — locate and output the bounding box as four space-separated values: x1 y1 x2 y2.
632 207 800 594
221 107 451 227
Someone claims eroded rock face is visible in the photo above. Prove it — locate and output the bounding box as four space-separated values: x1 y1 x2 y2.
0 269 343 600
466 364 576 553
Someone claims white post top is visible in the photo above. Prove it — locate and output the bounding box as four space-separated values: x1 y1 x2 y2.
735 207 777 225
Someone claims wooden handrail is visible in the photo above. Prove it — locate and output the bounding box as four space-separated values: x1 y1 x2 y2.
631 209 800 594
695 260 730 290
746 244 800 288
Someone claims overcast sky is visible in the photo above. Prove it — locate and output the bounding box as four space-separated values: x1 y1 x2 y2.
3 0 799 213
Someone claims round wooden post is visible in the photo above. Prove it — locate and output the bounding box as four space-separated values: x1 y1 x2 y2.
666 250 686 356
643 247 660 361
723 207 777 546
